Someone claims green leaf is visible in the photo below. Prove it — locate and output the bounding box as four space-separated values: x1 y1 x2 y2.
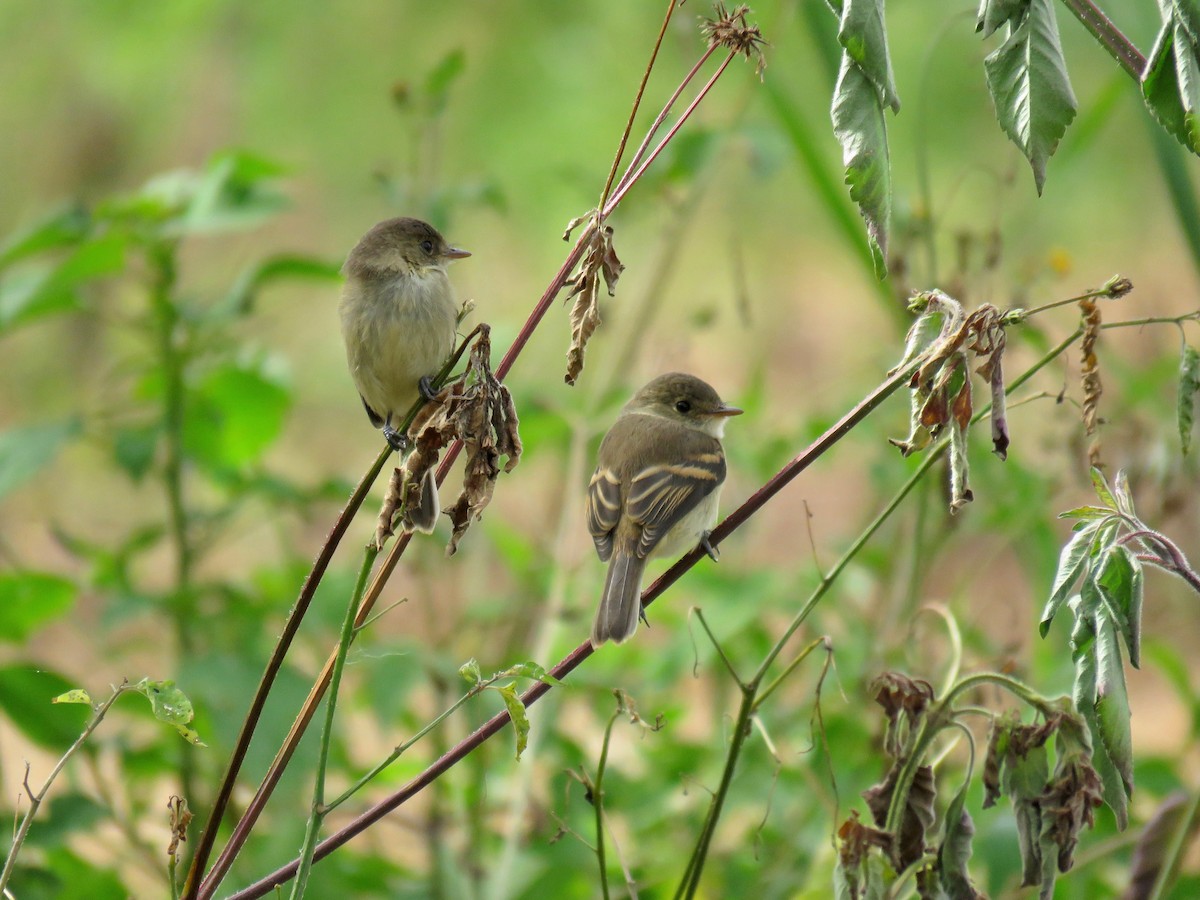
0 572 77 642
976 0 1028 40
221 254 342 317
184 358 291 469
0 418 82 500
135 679 205 745
176 150 289 234
1071 601 1129 828
1088 466 1117 509
1094 545 1143 668
981 0 1078 194
52 689 93 705
831 53 891 277
1093 614 1133 800
499 661 563 686
1143 17 1200 154
459 658 482 686
1179 344 1200 453
0 665 90 750
0 205 90 268
1058 506 1113 520
837 0 900 112
0 233 126 332
494 683 530 760
936 781 980 898
1040 522 1098 635
112 424 160 482
424 48 467 115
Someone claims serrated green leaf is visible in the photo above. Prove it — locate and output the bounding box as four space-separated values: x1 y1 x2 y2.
976 0 1028 40
982 0 1078 194
1058 506 1113 520
0 418 82 500
1143 20 1200 154
1094 612 1134 799
0 665 90 750
1095 545 1143 668
0 571 77 642
838 0 900 112
1040 523 1099 635
1089 466 1116 509
1179 344 1200 453
831 53 891 277
495 683 529 760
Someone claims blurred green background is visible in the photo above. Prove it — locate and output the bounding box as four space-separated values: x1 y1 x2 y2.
2 1 1200 897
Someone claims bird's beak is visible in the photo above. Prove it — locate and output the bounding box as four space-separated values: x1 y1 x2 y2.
444 246 472 260
711 404 744 417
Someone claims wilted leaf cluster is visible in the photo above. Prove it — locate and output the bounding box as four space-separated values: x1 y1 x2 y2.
375 324 521 554
982 711 1103 897
889 290 1011 511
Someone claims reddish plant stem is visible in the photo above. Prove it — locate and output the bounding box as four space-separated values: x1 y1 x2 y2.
181 447 390 900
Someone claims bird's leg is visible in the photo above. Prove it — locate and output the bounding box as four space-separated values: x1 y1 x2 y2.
639 604 651 629
417 376 437 402
699 531 720 562
382 424 408 452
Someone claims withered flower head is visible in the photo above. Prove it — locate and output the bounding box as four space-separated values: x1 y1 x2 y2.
702 4 767 76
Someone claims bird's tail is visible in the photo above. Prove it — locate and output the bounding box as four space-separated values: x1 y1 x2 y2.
591 550 647 647
404 468 441 534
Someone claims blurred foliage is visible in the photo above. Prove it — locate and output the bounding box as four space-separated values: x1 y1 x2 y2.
2 1 1200 899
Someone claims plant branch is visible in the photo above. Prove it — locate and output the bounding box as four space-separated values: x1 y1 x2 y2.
0 683 129 894
1058 0 1146 81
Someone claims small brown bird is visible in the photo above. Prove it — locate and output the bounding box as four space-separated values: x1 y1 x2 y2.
586 373 742 646
338 217 470 532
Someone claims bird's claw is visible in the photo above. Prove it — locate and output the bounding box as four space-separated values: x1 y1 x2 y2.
418 376 438 402
700 532 720 562
383 425 409 453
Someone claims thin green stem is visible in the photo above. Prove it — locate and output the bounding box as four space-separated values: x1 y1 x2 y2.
692 609 745 688
593 711 621 900
290 547 376 898
753 638 829 712
675 685 756 900
1147 788 1200 899
0 683 129 894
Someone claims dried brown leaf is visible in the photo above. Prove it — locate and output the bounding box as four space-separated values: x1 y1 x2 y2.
564 223 624 386
1080 296 1103 468
862 763 936 872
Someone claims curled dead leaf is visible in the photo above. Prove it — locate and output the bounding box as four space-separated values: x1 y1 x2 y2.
564 221 624 386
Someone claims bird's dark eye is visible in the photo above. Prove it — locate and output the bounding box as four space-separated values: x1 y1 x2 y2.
420 240 435 254
675 400 692 414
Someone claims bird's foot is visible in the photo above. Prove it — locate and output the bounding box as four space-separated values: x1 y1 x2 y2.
639 604 651 629
383 425 409 453
699 531 720 562
418 376 438 402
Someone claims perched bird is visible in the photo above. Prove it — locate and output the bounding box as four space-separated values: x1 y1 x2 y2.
339 217 470 532
586 373 742 646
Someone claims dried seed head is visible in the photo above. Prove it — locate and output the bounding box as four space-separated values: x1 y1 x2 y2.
702 4 767 76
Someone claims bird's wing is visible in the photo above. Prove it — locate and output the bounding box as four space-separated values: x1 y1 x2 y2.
625 439 725 558
586 467 622 562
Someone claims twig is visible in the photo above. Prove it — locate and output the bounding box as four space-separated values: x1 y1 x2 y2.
1058 0 1146 81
